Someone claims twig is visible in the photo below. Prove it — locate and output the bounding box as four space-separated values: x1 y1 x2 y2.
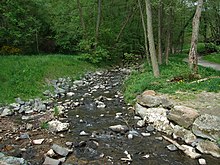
190 76 220 84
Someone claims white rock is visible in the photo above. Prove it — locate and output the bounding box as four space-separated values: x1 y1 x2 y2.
109 125 129 133
48 120 69 133
67 92 75 97
128 134 133 139
198 158 206 165
142 154 150 159
46 149 56 157
141 133 151 137
137 120 145 127
33 139 44 145
79 131 89 136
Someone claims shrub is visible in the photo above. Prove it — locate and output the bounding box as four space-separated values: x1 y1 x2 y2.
0 45 22 55
79 46 110 64
205 43 220 53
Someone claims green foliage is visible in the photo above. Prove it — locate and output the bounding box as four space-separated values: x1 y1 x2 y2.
123 54 220 104
0 55 96 104
205 43 220 53
79 46 110 64
0 45 22 55
203 53 220 64
53 106 59 117
40 122 49 129
0 0 43 53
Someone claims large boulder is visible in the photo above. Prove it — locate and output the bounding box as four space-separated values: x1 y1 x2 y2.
135 103 173 134
192 114 220 141
136 91 173 108
196 140 220 158
167 106 199 128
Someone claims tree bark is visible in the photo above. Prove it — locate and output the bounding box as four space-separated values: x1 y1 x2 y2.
95 0 102 47
137 0 150 65
145 0 160 77
188 0 203 74
77 0 86 38
157 0 162 64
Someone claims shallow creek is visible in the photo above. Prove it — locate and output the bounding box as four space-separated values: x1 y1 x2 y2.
1 68 219 165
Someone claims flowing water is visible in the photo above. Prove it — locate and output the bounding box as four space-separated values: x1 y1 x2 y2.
1 68 219 165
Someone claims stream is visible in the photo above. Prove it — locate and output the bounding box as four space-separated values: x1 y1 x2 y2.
0 67 219 164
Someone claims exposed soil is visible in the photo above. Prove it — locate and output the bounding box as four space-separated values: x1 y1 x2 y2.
167 91 220 117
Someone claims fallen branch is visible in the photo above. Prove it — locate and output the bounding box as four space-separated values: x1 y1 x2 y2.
190 76 220 84
162 135 201 159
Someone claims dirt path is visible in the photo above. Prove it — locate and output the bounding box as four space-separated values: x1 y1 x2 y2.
183 57 220 71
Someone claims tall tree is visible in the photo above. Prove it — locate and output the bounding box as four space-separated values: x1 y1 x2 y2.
77 0 86 38
145 0 160 77
95 0 102 47
188 0 204 74
137 0 150 64
157 0 162 64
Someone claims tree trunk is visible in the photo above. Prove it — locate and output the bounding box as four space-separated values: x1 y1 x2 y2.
188 0 203 74
95 0 102 47
157 0 162 64
77 0 86 38
145 0 160 77
165 29 170 65
116 5 137 42
137 0 150 65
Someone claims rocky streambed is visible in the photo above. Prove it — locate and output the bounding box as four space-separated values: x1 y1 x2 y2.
0 67 219 165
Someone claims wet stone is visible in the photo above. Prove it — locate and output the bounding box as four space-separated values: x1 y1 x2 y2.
167 144 178 151
51 144 70 157
43 156 60 165
146 125 155 132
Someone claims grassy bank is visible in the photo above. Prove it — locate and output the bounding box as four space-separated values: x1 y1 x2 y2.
123 54 220 104
0 55 96 104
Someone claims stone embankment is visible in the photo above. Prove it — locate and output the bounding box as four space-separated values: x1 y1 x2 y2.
135 90 220 160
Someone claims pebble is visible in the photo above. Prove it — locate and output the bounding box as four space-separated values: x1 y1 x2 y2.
155 137 163 141
142 154 150 159
46 149 56 157
79 131 89 136
43 156 60 165
128 134 133 139
137 120 145 127
33 139 45 145
198 158 206 165
167 144 178 151
65 142 73 147
146 125 155 132
141 132 151 137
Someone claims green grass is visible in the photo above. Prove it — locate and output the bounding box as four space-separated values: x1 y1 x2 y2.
123 54 220 104
0 55 96 104
203 53 220 64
